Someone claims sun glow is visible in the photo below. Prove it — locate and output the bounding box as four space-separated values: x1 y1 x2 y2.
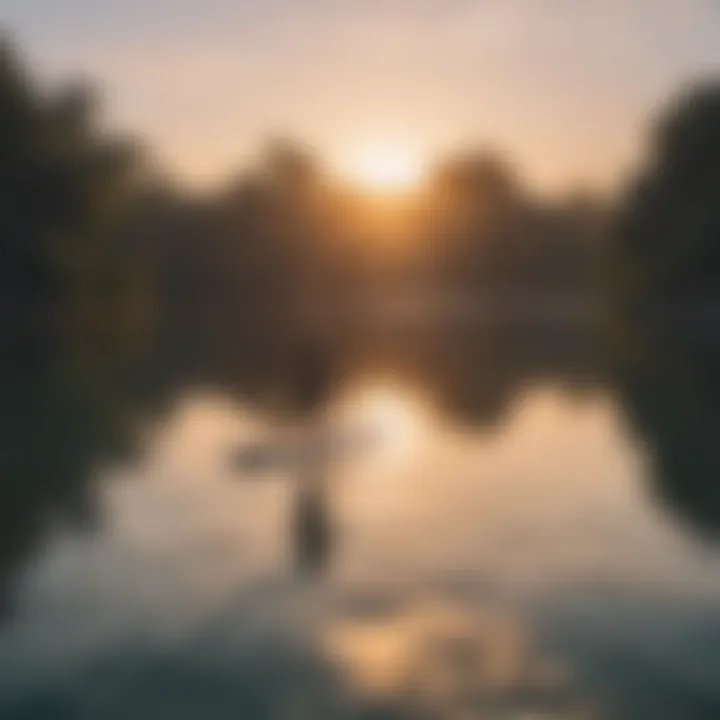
346 143 424 192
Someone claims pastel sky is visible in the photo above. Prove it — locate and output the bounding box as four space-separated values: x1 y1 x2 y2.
4 0 720 193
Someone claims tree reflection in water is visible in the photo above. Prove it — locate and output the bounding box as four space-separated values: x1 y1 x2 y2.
0 320 719 719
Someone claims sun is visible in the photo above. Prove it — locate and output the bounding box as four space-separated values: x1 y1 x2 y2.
346 143 423 192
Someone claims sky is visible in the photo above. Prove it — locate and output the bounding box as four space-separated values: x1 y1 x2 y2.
4 0 720 194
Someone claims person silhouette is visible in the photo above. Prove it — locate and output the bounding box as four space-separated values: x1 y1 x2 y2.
233 338 337 577
290 337 334 578
293 483 332 578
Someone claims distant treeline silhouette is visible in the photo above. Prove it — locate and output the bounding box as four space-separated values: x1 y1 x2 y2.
3 38 719 345
0 38 609 344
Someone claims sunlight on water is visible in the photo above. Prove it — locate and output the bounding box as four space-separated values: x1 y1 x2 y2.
330 379 434 468
0 378 718 718
323 598 590 718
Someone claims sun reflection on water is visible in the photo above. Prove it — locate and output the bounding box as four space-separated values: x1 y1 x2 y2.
323 598 596 718
330 378 433 464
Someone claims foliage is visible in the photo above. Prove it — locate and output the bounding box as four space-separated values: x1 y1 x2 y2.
0 39 142 325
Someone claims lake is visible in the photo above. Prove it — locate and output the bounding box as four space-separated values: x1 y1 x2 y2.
0 324 718 719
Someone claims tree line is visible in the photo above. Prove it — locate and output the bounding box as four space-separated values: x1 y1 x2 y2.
2 36 720 347
0 39 612 340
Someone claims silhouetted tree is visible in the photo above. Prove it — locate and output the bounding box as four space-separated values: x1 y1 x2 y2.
422 151 603 300
613 82 720 313
0 39 142 326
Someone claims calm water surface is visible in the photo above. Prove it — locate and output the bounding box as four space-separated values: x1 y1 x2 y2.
0 330 718 719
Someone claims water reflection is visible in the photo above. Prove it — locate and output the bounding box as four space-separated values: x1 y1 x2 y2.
325 598 593 718
0 324 719 718
0 338 147 616
615 341 720 535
